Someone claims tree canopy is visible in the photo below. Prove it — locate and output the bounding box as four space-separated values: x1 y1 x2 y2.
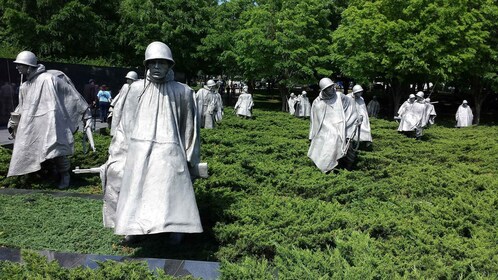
1 0 496 118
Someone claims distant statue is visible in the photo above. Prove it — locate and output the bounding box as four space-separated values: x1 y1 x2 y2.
108 71 138 136
296 91 311 118
7 51 94 189
421 97 437 127
287 92 299 116
348 85 372 144
397 91 426 139
195 79 223 129
98 41 205 244
455 100 473 127
234 85 254 118
308 78 359 173
367 96 380 118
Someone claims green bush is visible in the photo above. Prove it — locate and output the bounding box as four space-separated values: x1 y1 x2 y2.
1 108 497 278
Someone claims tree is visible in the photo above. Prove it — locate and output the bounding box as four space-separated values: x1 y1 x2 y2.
222 0 337 110
197 0 256 78
0 0 120 62
117 0 217 79
332 0 498 120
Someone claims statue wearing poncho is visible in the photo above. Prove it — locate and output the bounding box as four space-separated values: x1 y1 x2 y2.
8 63 91 178
104 42 203 235
308 78 358 173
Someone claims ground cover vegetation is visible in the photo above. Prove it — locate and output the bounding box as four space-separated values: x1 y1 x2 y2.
1 103 497 278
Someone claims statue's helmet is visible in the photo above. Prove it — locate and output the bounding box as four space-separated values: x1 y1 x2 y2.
125 71 138 81
14 51 38 67
462 100 468 104
302 90 307 95
409 94 416 99
416 91 424 98
425 98 431 102
319 78 335 91
206 79 216 87
143 41 175 66
352 85 364 94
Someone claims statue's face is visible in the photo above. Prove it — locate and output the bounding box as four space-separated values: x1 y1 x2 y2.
147 59 170 80
126 78 134 85
15 64 30 75
354 91 363 98
463 103 468 107
323 86 335 96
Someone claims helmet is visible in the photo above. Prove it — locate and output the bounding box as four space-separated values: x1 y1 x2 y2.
409 94 416 99
302 90 307 95
352 85 364 94
462 100 468 104
425 98 431 102
14 51 38 67
206 79 216 87
416 91 424 98
143 41 175 66
319 78 335 91
125 71 138 81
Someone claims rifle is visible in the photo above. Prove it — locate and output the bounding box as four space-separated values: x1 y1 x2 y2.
343 119 362 154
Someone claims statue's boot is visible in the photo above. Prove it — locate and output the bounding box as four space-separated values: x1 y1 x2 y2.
54 156 71 189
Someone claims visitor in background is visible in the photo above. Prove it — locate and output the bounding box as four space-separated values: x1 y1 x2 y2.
97 85 112 123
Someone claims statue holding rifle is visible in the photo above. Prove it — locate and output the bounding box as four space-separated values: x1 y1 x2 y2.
8 50 95 189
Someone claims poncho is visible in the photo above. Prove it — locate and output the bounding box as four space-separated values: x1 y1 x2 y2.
103 70 203 235
234 92 254 117
297 94 311 117
456 105 473 127
195 87 222 128
308 91 357 173
347 93 372 142
398 100 425 131
8 65 89 176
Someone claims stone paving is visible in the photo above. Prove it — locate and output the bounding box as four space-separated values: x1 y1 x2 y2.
0 247 220 279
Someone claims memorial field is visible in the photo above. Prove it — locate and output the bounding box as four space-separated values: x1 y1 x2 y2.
1 107 497 279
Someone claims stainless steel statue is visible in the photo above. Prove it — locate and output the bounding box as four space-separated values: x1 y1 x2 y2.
95 42 206 242
7 51 94 189
455 100 473 127
296 91 311 118
397 91 426 139
108 71 138 136
347 85 372 143
234 85 254 118
195 79 223 129
308 78 359 173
